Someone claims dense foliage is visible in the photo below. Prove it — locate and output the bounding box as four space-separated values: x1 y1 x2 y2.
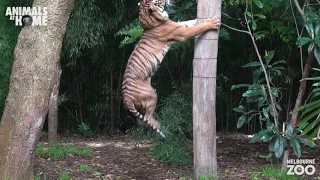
0 0 319 165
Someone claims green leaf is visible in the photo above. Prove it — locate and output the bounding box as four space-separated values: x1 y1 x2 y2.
261 131 274 142
316 37 320 46
298 137 317 148
267 122 278 133
242 61 261 67
252 20 257 31
237 115 246 129
269 138 275 152
271 60 286 66
254 14 266 19
308 43 314 53
263 108 269 119
274 135 284 158
315 22 320 37
249 84 262 90
298 122 309 131
287 123 293 136
298 109 320 126
264 50 275 64
233 105 245 113
182 1 193 9
289 138 301 158
315 46 320 65
302 116 320 135
296 37 312 47
249 129 268 143
259 153 273 159
242 89 262 97
305 21 314 39
246 11 252 18
258 98 265 108
252 0 263 8
253 68 263 83
231 84 251 90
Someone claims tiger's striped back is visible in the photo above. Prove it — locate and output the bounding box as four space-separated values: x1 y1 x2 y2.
122 0 220 138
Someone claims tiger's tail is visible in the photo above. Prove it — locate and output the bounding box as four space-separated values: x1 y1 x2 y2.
124 99 166 138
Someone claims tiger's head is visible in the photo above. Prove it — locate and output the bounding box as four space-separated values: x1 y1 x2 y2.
138 0 171 30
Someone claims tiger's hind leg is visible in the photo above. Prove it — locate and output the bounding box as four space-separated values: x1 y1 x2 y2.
144 87 160 129
137 81 161 130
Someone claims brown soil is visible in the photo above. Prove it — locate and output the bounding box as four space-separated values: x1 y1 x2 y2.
34 132 320 180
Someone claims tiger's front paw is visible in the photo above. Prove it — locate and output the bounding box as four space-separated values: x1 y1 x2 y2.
206 17 220 29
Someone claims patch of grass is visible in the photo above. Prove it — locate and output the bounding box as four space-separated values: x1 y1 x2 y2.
59 171 70 180
34 176 40 180
79 164 93 172
251 167 301 180
36 143 93 160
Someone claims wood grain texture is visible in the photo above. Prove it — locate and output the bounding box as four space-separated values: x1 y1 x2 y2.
193 0 221 179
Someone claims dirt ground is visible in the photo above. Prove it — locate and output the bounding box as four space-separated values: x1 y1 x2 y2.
34 133 320 180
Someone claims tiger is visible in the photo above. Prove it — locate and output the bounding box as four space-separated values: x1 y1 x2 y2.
121 0 220 138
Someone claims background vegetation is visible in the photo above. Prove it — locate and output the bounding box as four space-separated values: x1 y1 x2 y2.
0 0 319 165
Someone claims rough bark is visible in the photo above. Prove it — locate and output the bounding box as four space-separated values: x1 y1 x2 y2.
193 0 221 179
0 0 74 179
48 67 62 144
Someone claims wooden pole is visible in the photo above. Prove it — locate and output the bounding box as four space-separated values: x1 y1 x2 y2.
193 0 221 179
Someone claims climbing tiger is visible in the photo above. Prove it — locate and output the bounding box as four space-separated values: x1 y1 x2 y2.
121 0 220 138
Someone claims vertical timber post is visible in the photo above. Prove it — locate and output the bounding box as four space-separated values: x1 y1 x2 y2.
193 0 221 179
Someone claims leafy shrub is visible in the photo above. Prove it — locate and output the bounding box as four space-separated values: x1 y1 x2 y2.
78 122 94 137
151 83 193 165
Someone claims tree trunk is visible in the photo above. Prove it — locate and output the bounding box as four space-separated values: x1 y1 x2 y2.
48 67 62 144
193 0 221 179
281 49 316 171
0 0 74 179
289 49 315 128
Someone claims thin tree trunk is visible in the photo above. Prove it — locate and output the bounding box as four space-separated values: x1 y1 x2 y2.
48 67 62 144
281 49 316 171
0 0 74 179
193 0 221 179
289 49 315 128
